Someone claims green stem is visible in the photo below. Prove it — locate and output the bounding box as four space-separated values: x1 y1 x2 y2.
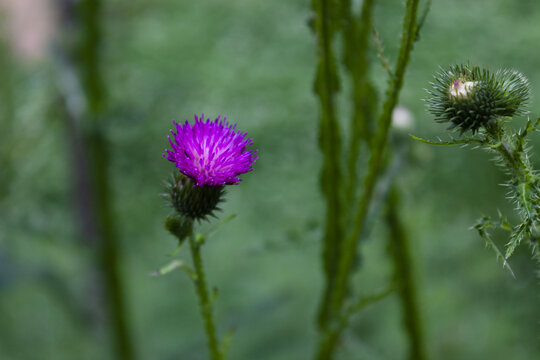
0 41 14 202
92 132 135 360
316 0 377 334
485 121 540 260
315 1 376 354
485 120 535 183
78 1 135 358
493 139 531 185
315 330 340 360
188 234 222 360
343 0 377 208
386 188 426 360
315 1 420 358
80 0 105 114
330 0 419 316
311 0 344 329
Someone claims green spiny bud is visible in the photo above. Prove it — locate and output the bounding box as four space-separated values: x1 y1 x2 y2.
164 213 193 243
427 64 529 134
163 173 224 221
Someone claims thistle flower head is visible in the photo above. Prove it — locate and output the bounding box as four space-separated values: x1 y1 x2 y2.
427 64 529 134
164 114 258 186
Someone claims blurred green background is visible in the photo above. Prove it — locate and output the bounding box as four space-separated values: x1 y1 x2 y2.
0 0 538 359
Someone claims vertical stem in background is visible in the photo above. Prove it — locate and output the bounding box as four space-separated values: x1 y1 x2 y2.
0 41 14 202
80 0 103 114
315 0 377 342
386 188 426 360
329 0 420 319
311 0 344 329
188 234 222 360
315 1 420 358
78 0 135 358
342 0 377 207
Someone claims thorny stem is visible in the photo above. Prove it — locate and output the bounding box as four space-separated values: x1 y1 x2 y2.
315 1 420 358
386 188 426 360
485 121 539 224
485 122 533 184
312 0 344 330
484 120 540 259
315 0 377 334
330 0 419 317
188 234 222 360
343 0 377 203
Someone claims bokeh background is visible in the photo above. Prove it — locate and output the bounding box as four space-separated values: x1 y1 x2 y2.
0 0 538 359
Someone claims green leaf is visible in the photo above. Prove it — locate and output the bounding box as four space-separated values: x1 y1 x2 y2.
206 213 237 239
496 209 513 231
151 260 197 279
167 241 183 257
474 216 515 277
505 220 530 260
517 183 534 218
221 328 235 360
409 134 483 146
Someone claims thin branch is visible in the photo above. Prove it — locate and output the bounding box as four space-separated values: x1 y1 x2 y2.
372 27 393 77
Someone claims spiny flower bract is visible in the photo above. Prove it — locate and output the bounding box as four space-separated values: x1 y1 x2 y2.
427 64 529 134
164 114 258 187
163 172 224 221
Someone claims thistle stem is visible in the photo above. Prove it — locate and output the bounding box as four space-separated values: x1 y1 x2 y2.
314 2 420 358
332 0 419 333
499 139 530 183
485 121 534 184
315 330 340 360
386 188 426 360
484 120 540 262
188 234 222 360
311 0 344 330
343 0 377 213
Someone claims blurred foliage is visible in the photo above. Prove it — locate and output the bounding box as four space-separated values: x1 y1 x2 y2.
0 0 539 359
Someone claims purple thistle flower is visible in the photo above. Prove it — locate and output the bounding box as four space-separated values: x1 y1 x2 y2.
164 114 258 187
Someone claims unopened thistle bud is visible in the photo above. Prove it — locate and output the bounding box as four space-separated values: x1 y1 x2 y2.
164 213 193 241
427 64 529 134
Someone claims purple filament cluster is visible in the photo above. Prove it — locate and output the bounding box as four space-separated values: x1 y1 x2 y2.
165 114 257 186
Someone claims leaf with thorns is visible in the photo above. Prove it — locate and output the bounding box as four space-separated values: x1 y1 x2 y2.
473 215 515 277
506 219 530 260
409 134 484 146
515 117 539 152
